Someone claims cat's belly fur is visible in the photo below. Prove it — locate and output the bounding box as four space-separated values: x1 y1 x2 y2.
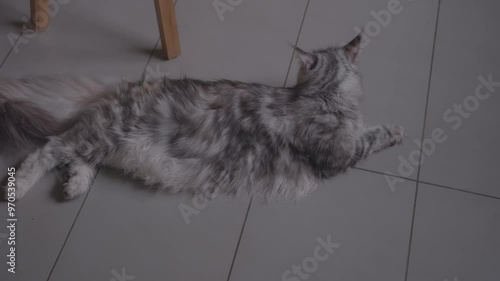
102 134 318 199
103 135 198 191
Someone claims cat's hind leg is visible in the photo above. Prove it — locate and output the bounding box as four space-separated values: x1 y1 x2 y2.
6 139 61 199
61 159 97 200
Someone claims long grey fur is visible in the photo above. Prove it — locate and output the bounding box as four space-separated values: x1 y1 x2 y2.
1 34 404 201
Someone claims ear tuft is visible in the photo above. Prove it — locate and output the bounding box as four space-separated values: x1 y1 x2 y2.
343 32 363 62
290 44 316 69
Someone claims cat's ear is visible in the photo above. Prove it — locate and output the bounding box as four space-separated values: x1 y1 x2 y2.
343 32 363 63
290 44 316 69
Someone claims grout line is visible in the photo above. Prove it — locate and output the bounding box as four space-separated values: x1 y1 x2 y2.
402 181 420 281
353 167 417 183
45 168 100 281
353 166 500 200
404 1 441 281
415 0 442 182
418 180 500 200
0 31 25 70
225 198 253 281
140 37 161 81
283 0 311 86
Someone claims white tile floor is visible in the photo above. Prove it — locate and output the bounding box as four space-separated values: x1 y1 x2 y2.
0 0 499 280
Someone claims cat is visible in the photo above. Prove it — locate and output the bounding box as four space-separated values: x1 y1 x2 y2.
1 33 404 201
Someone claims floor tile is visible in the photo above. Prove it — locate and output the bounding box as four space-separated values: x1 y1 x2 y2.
406 183 500 281
147 0 308 86
47 168 250 281
419 0 500 197
0 0 158 78
286 0 438 180
229 170 416 281
0 146 86 281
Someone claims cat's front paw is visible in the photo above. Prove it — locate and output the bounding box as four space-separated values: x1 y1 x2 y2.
388 125 405 145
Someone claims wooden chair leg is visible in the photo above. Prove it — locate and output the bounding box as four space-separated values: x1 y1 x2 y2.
30 0 50 31
154 0 181 60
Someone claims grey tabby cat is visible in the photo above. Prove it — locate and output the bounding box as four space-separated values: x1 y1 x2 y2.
1 34 403 201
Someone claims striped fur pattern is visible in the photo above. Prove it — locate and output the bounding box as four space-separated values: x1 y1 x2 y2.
1 34 404 201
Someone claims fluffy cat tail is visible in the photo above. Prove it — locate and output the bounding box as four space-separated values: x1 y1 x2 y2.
0 101 65 148
0 76 120 149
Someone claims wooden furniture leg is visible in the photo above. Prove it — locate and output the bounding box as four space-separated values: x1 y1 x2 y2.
30 0 50 31
154 0 181 60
